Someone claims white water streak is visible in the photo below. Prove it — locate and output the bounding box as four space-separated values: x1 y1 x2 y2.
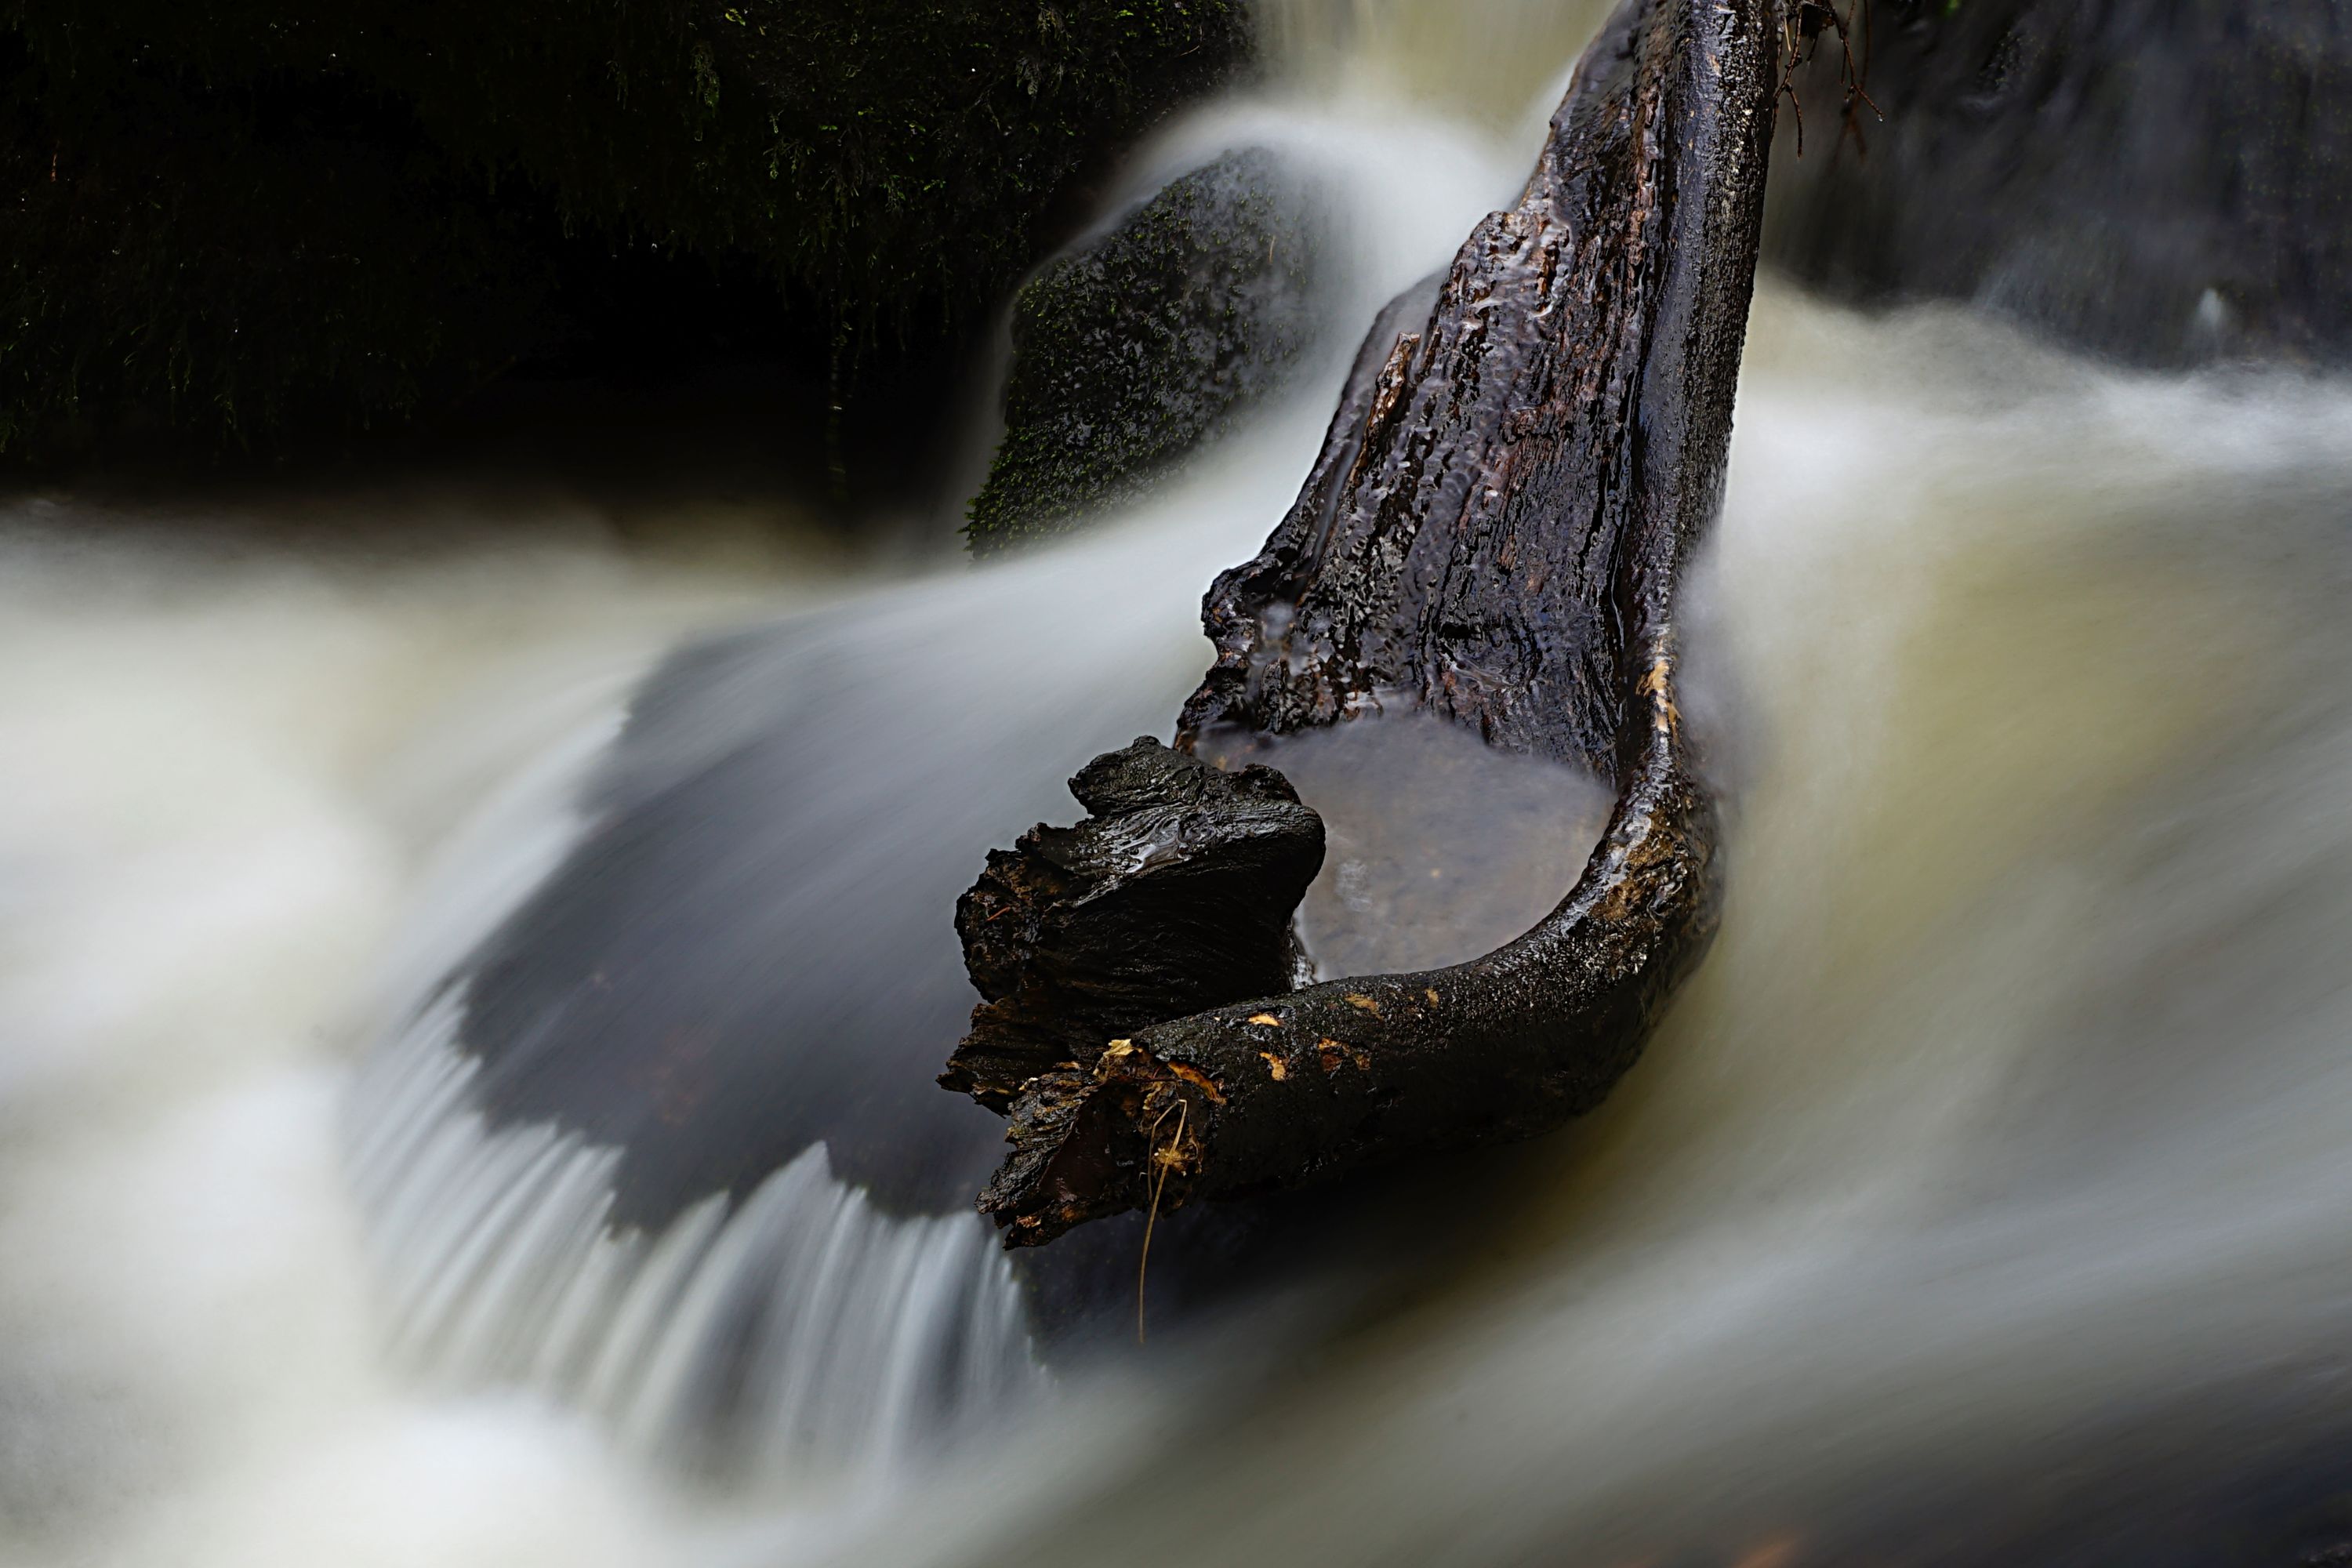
350 1000 1038 1483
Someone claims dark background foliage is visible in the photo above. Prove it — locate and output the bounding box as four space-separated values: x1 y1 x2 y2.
0 0 1247 463
1767 0 2352 367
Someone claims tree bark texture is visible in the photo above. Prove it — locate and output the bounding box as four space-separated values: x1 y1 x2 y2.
942 0 1784 1247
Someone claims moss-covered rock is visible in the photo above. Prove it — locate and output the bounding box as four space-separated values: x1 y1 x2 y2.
0 0 1248 462
965 147 1323 554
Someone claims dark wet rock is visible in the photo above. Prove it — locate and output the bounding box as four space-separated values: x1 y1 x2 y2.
964 148 1327 554
1766 0 2352 367
432 614 1361 1352
450 616 1015 1225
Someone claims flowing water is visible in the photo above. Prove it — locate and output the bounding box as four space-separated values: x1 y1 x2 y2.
9 4 2352 1566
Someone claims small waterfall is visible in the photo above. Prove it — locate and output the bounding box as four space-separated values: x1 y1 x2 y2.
1252 0 1617 129
350 999 1036 1480
343 645 1047 1483
333 10 1539 1493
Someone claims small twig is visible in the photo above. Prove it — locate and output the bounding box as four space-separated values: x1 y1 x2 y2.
1777 0 1883 159
1136 1096 1189 1345
1780 73 1807 156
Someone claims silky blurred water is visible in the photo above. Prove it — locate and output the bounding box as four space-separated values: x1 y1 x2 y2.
8 3 2352 1566
853 296 2352 1568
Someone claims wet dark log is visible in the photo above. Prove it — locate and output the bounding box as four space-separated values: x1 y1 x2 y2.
945 0 1783 1247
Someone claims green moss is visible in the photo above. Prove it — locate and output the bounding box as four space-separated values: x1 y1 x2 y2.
0 0 1247 460
965 147 1322 554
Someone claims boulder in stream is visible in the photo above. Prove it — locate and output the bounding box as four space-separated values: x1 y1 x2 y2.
965 147 1327 553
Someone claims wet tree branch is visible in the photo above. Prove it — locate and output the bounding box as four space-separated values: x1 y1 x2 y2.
942 0 1784 1247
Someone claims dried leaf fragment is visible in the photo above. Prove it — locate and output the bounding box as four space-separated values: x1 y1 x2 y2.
1167 1061 1228 1103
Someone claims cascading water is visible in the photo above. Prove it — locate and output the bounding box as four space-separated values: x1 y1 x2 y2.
851 298 2352 1567
9 4 2352 1567
339 26 1548 1501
